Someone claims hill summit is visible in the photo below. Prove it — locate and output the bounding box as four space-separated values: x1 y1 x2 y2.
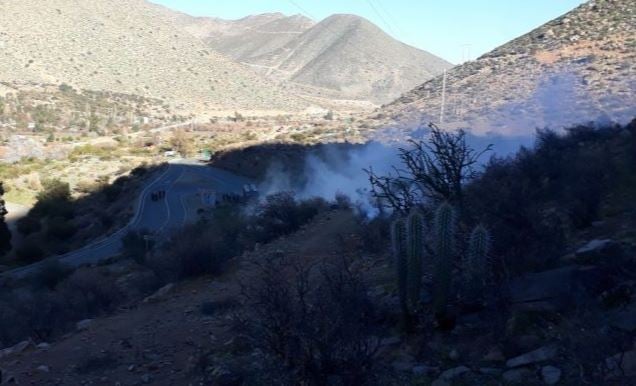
182 13 452 105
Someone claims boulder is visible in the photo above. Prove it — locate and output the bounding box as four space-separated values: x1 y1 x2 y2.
36 342 51 351
483 347 505 362
76 319 93 331
143 283 174 303
506 345 558 368
479 367 503 376
0 340 34 359
391 361 413 372
412 364 438 376
509 266 603 311
438 365 470 380
605 349 636 378
541 365 562 384
502 368 534 383
36 365 50 373
575 239 622 263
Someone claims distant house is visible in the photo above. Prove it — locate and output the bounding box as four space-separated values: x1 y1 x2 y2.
27 122 36 131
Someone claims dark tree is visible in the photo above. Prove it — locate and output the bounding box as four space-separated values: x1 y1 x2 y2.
0 182 12 254
366 123 492 214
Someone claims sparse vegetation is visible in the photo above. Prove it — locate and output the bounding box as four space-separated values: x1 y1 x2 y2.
235 254 383 384
0 182 12 254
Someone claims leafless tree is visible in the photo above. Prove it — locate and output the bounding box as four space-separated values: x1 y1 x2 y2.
236 254 382 384
366 123 492 214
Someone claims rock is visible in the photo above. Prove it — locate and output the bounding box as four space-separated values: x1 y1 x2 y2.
379 336 401 346
502 368 534 383
143 283 174 303
541 365 562 384
36 365 50 373
509 266 602 311
605 349 636 378
36 342 50 351
431 379 450 386
438 365 470 380
76 319 93 331
506 345 558 368
141 373 153 384
391 361 414 372
575 239 621 263
479 367 503 376
412 364 437 376
483 347 505 362
0 340 34 359
0 368 16 384
210 365 242 385
10 340 33 354
509 267 577 311
448 349 460 361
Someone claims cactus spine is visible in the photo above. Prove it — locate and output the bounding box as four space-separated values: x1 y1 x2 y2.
433 202 456 315
391 218 409 319
464 224 491 300
407 209 424 309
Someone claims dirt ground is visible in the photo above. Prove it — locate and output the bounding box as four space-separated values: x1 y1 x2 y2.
0 210 360 385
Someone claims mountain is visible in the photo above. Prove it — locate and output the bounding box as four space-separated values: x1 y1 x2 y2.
182 13 315 63
182 13 452 105
0 0 308 114
377 0 636 135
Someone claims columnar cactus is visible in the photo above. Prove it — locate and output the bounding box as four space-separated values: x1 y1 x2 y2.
391 218 409 319
407 209 424 309
464 224 491 300
433 202 456 315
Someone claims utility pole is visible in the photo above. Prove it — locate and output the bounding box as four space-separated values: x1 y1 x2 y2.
440 69 447 125
461 44 472 63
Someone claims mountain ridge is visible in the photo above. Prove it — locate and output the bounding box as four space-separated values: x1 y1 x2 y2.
0 0 309 115
181 12 452 104
376 0 636 135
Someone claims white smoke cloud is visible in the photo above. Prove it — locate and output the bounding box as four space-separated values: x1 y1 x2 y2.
256 133 533 218
258 142 400 217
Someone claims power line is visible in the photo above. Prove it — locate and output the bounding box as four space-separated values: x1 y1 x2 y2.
365 0 396 36
372 0 406 36
287 0 317 20
284 0 384 66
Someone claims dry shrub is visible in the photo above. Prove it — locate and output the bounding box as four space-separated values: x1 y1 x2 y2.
235 254 384 385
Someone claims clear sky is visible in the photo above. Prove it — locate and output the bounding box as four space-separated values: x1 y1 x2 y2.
150 0 586 64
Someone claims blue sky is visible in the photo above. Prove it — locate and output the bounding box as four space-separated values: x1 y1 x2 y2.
151 0 586 64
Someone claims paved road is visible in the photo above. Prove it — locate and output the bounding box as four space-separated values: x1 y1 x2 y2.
5 159 251 278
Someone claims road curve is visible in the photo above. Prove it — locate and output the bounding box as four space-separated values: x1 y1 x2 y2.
4 159 251 278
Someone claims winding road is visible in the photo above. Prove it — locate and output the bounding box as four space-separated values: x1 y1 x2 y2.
5 159 252 278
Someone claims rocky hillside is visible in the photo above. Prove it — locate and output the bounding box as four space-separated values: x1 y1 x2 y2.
182 13 452 105
0 0 308 114
378 0 636 135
